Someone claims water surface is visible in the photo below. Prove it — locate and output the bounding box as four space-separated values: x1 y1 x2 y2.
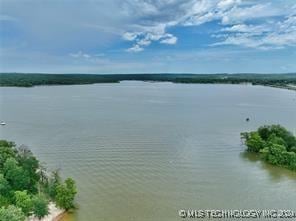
1 82 296 221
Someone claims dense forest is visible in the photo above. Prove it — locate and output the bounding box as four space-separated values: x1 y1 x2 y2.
0 73 296 89
241 125 296 171
0 140 77 221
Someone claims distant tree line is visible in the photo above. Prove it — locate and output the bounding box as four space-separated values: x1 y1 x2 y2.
0 73 296 89
0 140 77 221
241 125 296 171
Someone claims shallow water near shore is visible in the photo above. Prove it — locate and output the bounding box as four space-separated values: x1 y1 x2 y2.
1 81 296 221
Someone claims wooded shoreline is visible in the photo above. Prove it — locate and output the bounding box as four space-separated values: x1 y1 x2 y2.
1 73 296 90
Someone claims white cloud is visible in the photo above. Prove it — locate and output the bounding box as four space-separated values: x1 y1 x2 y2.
126 44 144 52
2 0 296 54
213 13 296 49
69 51 89 58
217 0 241 10
69 51 109 63
121 0 295 51
138 38 151 46
122 32 139 41
124 23 178 52
221 24 269 34
160 34 177 44
221 3 284 25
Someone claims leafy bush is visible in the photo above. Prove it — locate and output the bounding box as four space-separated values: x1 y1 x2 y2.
245 132 266 152
0 205 25 221
56 178 77 211
242 125 296 171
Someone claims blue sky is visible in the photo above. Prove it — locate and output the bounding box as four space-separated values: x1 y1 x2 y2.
0 0 296 74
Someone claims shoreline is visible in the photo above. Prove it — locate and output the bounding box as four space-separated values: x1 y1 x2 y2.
27 202 65 221
53 212 66 221
0 79 295 91
1 73 295 90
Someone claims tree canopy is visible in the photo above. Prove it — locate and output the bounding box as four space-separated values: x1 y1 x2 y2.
0 205 25 221
241 125 296 171
56 178 77 211
0 140 77 220
1 73 296 90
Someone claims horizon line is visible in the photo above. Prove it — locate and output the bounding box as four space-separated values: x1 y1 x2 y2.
1 72 296 75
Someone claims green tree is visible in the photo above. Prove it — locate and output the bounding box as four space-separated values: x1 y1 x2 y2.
0 174 11 207
3 158 30 191
0 140 78 217
55 178 77 210
32 195 49 219
267 133 287 147
14 190 33 216
0 205 25 221
243 125 296 171
265 144 287 165
258 125 296 150
0 174 10 196
245 132 266 152
286 152 296 170
15 146 40 193
0 141 16 170
258 126 272 140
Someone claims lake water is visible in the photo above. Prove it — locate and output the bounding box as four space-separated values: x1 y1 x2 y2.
0 81 296 221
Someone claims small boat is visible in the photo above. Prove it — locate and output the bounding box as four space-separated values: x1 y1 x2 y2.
246 118 250 122
0 122 6 126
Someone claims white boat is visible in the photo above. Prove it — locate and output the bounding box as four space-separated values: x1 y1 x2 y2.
0 122 6 126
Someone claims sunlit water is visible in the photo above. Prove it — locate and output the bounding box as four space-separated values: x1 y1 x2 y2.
0 81 296 221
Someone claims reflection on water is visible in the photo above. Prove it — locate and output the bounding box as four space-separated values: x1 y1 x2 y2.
0 82 296 221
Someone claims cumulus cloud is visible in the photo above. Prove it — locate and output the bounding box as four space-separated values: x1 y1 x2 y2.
1 0 296 53
124 23 178 52
121 0 295 51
